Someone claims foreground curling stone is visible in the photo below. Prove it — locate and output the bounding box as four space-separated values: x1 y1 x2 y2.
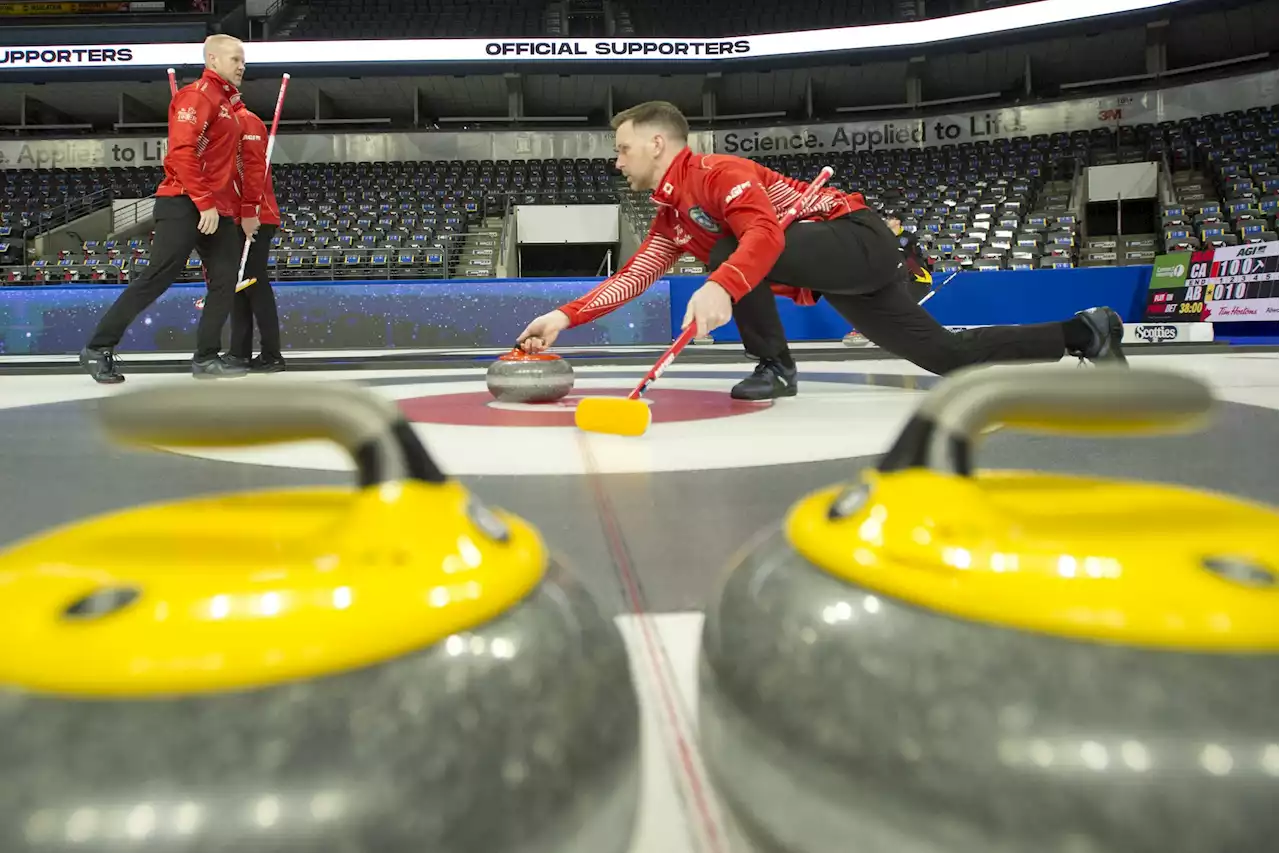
0 381 639 853
487 350 575 403
699 365 1278 853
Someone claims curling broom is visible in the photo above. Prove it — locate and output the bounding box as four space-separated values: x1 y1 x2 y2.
234 72 290 293
574 164 836 438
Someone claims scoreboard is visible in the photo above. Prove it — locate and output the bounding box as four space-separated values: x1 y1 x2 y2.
1146 243 1279 323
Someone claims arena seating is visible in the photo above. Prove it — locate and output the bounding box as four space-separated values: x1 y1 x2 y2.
1 158 620 284
1160 106 1278 252
1 107 1274 285
287 0 548 40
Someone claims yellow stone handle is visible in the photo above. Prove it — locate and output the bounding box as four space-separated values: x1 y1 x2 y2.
96 380 447 486
877 365 1215 477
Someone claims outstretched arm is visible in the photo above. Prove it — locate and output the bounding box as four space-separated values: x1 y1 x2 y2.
558 226 683 327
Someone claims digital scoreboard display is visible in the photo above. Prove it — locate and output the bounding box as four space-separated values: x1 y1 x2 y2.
1145 243 1279 323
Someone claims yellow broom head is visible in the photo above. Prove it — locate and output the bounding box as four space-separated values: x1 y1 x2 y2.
574 397 653 437
235 277 258 293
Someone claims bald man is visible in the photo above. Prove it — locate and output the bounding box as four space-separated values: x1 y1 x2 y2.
81 35 250 383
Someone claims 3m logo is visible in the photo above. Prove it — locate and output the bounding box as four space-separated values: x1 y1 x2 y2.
723 180 752 205
176 106 197 124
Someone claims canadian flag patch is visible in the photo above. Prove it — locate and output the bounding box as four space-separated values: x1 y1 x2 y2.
176 106 198 124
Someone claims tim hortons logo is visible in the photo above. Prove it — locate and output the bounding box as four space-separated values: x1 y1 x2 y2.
176 106 197 125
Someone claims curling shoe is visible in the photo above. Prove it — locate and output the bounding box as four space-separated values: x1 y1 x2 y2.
1072 307 1128 367
249 353 287 373
731 358 798 401
192 355 249 379
79 347 125 384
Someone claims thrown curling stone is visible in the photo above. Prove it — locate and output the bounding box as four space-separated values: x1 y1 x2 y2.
698 364 1278 853
0 380 639 853
487 350 575 404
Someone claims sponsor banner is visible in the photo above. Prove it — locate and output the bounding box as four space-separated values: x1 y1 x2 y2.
715 71 1278 154
942 322 1214 343
1202 298 1280 321
1148 250 1191 289
0 1 126 14
1123 322 1214 344
0 128 648 170
2 70 1272 171
0 0 1181 70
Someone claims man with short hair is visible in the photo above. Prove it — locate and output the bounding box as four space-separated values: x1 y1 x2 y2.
517 100 1125 400
80 34 249 383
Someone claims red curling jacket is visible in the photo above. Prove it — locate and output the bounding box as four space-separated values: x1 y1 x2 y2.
559 147 869 326
155 68 242 218
233 102 280 226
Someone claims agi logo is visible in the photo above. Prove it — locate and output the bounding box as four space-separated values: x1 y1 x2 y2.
722 180 753 205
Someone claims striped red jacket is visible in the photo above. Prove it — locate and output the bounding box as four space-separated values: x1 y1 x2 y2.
559 147 867 326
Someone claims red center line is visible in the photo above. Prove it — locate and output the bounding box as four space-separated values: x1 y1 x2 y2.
575 430 727 853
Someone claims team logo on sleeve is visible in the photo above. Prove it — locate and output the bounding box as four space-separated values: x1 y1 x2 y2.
688 206 721 233
176 106 198 124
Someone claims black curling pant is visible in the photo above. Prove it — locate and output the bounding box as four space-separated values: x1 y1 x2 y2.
707 209 1067 376
229 223 282 359
87 195 239 361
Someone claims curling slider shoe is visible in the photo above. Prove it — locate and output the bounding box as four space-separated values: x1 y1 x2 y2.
698 364 1276 853
0 380 641 853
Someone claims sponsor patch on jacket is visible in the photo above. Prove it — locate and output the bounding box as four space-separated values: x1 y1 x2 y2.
688 206 721 233
243 134 262 141
176 106 198 124
723 180 752 205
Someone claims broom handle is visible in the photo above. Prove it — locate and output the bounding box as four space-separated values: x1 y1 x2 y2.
236 73 291 284
626 164 836 401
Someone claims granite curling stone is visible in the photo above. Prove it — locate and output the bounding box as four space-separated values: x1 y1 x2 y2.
698 364 1279 853
0 380 639 853
487 350 575 404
